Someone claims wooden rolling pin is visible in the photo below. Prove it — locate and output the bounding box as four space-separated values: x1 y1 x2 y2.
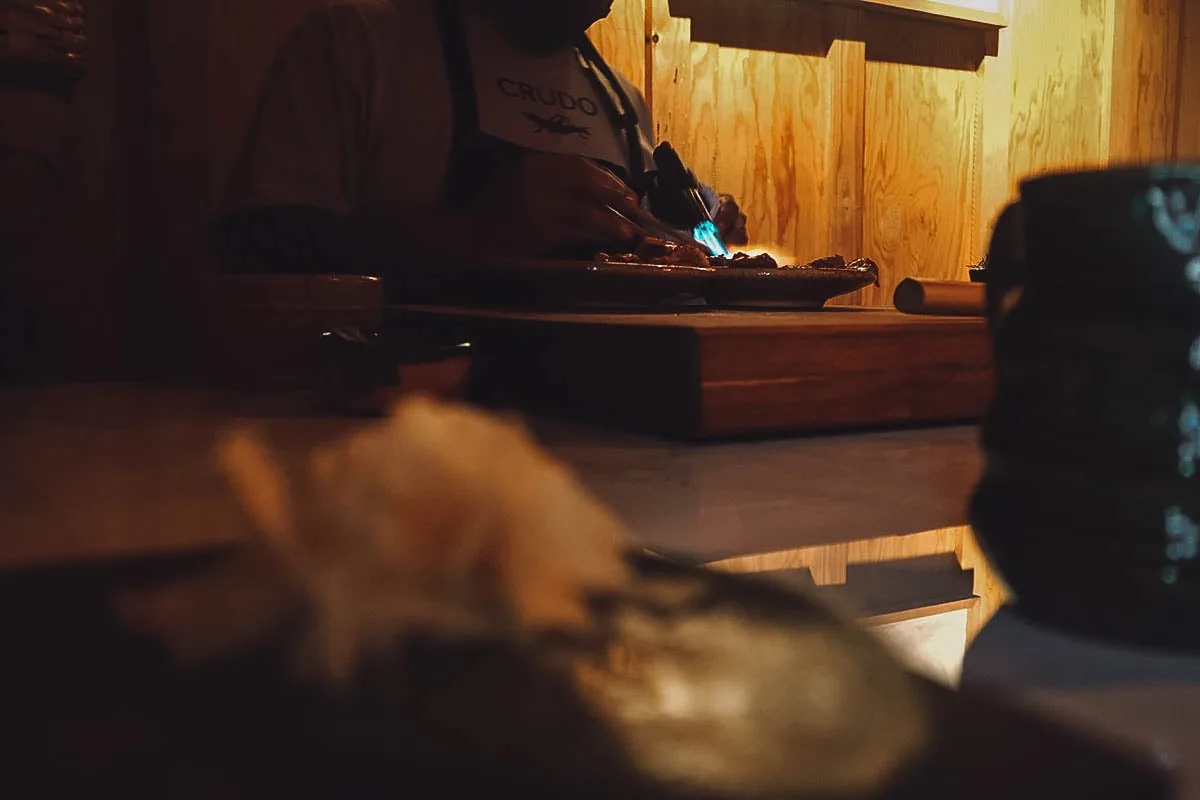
893 278 986 317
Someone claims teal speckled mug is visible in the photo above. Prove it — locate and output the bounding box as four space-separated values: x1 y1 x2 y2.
972 164 1200 650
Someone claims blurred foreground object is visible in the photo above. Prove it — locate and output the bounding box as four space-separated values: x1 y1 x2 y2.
973 165 1200 650
0 395 1172 798
119 395 631 679
110 395 930 797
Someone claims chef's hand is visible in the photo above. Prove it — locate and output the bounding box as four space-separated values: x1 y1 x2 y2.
714 194 749 246
471 153 645 257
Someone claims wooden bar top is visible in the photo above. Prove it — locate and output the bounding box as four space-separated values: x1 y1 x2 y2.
391 306 993 439
0 384 980 570
395 305 984 329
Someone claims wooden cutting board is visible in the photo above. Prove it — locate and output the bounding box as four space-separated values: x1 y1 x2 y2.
388 306 993 439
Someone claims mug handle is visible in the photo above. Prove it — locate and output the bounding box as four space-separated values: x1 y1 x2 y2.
985 201 1026 334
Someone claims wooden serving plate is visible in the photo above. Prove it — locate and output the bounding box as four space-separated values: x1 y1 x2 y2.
706 265 879 309
390 258 881 312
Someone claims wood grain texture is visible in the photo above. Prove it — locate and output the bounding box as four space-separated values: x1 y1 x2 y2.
1177 0 1200 160
825 7 866 267
715 43 831 263
977 11 1013 256
1108 0 1180 164
1004 0 1113 193
675 0 1004 31
710 543 850 586
649 0 720 183
658 0 1174 307
837 0 1005 29
862 40 979 306
698 315 992 435
955 525 1011 644
649 0 694 146
708 527 961 584
848 527 961 564
588 0 649 93
395 306 992 438
682 42 722 181
652 0 836 262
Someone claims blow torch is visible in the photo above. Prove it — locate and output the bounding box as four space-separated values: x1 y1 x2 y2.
647 142 731 258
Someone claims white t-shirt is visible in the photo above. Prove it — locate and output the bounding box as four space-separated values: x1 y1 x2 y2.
224 0 655 222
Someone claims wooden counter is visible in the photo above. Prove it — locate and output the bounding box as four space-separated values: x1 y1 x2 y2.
0 384 976 560
0 384 1002 636
390 306 993 440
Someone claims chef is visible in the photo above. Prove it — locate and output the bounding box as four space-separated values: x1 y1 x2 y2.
213 0 748 275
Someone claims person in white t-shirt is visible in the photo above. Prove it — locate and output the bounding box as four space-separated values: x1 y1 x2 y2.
213 0 748 275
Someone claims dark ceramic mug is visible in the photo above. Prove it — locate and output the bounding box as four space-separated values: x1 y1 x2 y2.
972 164 1200 650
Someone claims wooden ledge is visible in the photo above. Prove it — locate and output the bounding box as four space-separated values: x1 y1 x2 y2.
752 553 977 622
669 0 1006 32
815 0 1006 29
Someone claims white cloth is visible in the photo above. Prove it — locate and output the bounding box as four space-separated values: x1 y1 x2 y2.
462 9 632 169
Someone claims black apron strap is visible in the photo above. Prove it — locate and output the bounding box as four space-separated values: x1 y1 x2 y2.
575 35 649 195
433 0 478 153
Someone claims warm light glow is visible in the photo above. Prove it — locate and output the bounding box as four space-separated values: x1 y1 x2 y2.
741 243 798 267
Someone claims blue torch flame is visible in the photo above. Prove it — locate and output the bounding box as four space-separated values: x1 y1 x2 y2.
692 220 731 258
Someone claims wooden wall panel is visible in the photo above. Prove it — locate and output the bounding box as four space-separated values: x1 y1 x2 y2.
649 0 694 149
977 15 1012 255
715 45 831 263
976 0 1119 258
1108 0 1180 164
860 16 981 306
652 0 835 264
1177 0 1200 160
648 0 723 187
588 0 649 94
825 8 866 267
685 43 723 182
1003 0 1113 195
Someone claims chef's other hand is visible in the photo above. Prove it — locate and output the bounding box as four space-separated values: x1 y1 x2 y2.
472 153 644 257
715 194 749 246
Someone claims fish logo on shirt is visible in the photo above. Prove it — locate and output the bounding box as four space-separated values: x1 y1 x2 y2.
523 112 591 140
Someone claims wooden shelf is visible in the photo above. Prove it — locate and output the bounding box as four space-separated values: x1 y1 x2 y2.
816 0 1007 29
667 0 1007 34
